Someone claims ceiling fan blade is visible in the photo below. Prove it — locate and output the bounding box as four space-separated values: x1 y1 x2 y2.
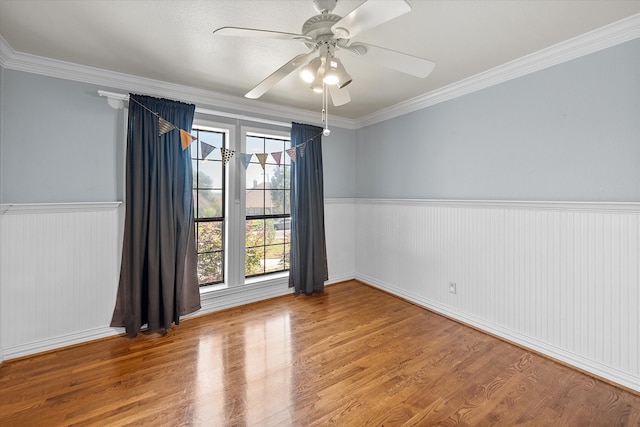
350 42 435 78
328 85 350 107
213 26 311 42
245 51 317 99
331 0 411 39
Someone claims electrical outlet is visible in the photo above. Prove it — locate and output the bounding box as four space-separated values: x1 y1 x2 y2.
449 282 457 294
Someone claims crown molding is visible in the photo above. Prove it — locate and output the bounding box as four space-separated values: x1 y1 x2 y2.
356 13 640 128
2 13 639 130
0 35 358 130
0 35 13 67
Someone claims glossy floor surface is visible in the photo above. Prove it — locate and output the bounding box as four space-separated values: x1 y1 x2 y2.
1 280 639 426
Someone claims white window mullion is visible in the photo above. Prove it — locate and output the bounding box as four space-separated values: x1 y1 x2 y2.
227 121 246 286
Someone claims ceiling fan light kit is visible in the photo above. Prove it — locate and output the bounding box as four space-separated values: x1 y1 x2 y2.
300 57 323 83
311 74 324 93
213 0 435 128
323 56 351 88
335 65 352 89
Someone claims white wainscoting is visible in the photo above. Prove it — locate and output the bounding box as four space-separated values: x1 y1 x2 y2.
354 199 640 392
325 198 356 284
0 203 123 361
0 198 356 361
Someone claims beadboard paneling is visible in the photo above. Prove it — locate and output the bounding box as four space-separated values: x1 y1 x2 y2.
0 199 356 360
0 203 123 359
325 198 356 283
6 198 637 392
355 199 640 391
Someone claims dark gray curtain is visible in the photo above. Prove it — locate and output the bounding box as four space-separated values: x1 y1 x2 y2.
289 122 328 295
111 94 201 335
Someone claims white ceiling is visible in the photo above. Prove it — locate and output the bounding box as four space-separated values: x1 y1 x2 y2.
1 0 639 120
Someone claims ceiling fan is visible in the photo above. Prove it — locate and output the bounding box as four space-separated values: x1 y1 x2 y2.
213 0 435 107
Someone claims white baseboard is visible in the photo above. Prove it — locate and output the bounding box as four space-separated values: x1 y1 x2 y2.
3 326 121 360
326 273 356 285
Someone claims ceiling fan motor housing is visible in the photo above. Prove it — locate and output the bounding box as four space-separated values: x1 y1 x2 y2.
301 13 342 49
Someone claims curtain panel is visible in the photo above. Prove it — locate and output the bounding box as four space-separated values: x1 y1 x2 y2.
111 94 201 335
289 122 328 295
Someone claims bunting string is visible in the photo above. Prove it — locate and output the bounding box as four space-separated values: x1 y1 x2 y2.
188 128 322 168
130 95 323 165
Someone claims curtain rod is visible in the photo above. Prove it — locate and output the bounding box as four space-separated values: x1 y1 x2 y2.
97 90 292 128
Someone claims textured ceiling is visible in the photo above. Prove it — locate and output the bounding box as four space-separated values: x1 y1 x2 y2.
1 0 639 119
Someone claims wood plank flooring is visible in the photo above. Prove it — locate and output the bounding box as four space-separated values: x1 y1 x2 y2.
1 280 639 426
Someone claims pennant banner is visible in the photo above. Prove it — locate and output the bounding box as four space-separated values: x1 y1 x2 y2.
130 98 327 161
240 153 253 170
220 147 235 165
158 116 176 136
286 147 297 162
201 141 215 159
256 153 269 170
271 151 283 166
132 100 326 169
179 129 197 151
298 142 307 158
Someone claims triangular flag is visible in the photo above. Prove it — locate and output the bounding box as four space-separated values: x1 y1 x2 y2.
286 147 297 162
179 129 197 151
158 117 176 136
256 153 268 170
201 142 215 159
220 147 235 164
298 142 307 158
240 153 253 170
271 151 283 166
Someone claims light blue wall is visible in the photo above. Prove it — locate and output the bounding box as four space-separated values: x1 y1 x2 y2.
0 64 3 363
0 65 4 203
321 126 356 198
355 38 640 201
1 71 122 203
5 39 636 203
0 71 356 203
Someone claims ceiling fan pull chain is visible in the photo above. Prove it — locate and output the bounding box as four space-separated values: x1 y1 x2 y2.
323 83 331 136
321 82 326 123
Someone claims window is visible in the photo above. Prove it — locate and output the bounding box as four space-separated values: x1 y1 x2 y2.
192 126 226 285
244 132 291 277
191 123 291 287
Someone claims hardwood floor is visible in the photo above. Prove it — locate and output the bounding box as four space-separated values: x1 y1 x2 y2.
1 280 639 426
